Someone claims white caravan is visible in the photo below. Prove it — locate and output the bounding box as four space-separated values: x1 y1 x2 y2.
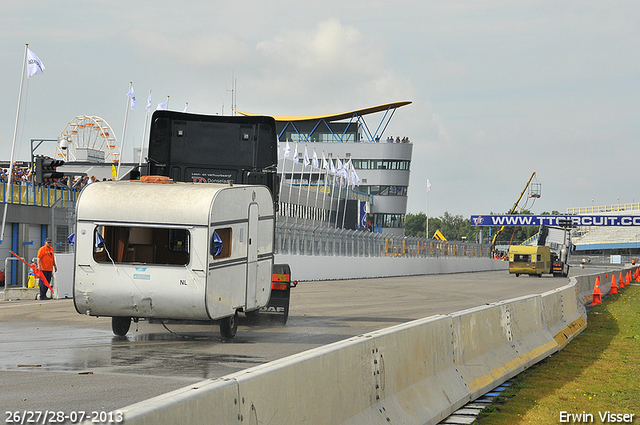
73 179 274 338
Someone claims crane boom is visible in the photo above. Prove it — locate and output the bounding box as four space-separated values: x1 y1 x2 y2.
491 172 537 245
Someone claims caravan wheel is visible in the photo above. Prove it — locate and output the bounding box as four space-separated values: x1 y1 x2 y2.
220 310 238 338
112 317 131 336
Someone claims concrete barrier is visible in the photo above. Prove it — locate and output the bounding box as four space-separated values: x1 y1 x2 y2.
541 285 586 350
108 270 598 425
452 295 554 402
573 267 635 307
275 254 508 281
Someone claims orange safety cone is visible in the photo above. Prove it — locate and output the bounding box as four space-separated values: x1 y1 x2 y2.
626 271 631 286
590 276 602 305
610 274 618 295
619 272 625 289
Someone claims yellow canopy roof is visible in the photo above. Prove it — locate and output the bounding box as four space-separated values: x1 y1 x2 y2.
236 101 412 123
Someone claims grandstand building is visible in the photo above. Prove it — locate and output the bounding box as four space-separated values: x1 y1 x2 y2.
239 101 413 236
569 203 640 261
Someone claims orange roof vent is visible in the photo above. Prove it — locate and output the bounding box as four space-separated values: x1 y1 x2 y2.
136 175 173 183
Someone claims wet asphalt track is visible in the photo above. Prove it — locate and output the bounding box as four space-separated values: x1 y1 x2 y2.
1 270 577 413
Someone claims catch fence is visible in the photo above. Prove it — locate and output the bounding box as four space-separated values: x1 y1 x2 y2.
275 222 492 258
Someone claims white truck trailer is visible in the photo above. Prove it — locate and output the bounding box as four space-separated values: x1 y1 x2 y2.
73 179 275 338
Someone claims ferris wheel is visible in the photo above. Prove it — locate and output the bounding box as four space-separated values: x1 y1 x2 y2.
56 115 120 163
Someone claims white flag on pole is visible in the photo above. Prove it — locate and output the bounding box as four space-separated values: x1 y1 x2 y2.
283 140 291 159
330 158 336 174
293 144 299 163
304 145 310 166
350 161 361 188
312 149 319 168
338 158 348 178
157 101 168 110
322 152 329 171
127 86 138 110
145 93 152 113
427 179 432 192
26 48 45 77
183 102 188 113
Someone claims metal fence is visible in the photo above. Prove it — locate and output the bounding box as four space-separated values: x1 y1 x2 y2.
570 254 637 267
275 222 492 258
51 197 76 254
1 182 79 207
566 203 640 215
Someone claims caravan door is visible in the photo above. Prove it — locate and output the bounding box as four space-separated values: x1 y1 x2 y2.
245 203 259 310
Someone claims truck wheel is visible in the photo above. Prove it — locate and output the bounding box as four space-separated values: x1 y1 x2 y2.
220 310 238 338
515 274 520 277
112 317 131 336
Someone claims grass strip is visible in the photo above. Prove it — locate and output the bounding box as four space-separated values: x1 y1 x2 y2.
474 284 640 424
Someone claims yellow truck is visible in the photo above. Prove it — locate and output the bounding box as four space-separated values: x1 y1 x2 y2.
508 245 551 277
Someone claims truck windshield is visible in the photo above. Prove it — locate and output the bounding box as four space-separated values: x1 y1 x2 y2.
93 225 190 265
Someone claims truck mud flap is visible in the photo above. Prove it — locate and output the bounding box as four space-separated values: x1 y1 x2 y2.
257 264 293 324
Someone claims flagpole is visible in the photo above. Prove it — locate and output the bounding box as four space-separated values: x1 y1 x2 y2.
1 44 29 244
341 179 349 229
331 157 342 228
426 179 430 239
303 161 310 223
304 145 313 222
334 157 343 229
319 167 327 224
329 168 337 227
313 150 321 222
321 151 329 225
279 139 291 224
285 155 294 225
341 160 352 229
138 90 151 166
277 138 285 221
117 81 133 180
287 143 298 225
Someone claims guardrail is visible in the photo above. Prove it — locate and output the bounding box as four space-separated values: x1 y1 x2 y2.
1 182 79 207
103 267 626 425
3 257 30 288
275 222 491 258
566 202 640 215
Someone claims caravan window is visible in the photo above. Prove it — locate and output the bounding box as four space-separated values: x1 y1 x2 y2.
93 225 190 265
211 228 232 259
513 254 531 263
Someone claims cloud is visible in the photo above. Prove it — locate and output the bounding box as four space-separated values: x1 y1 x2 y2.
431 113 451 144
250 19 412 114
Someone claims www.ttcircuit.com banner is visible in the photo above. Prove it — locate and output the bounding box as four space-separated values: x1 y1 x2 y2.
470 215 640 227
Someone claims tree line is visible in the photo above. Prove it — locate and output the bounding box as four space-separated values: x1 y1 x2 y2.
404 210 560 244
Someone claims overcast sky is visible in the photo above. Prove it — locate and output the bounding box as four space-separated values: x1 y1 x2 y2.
1 1 639 218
